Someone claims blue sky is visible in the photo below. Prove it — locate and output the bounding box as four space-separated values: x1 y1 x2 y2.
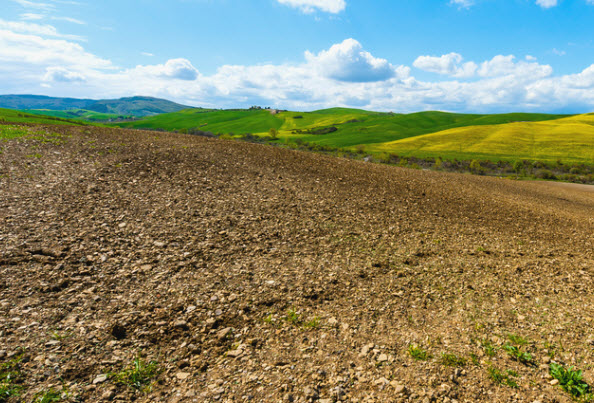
2 0 594 112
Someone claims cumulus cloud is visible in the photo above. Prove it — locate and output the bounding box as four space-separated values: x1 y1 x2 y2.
129 58 199 81
413 53 477 78
276 0 346 14
43 66 85 82
477 55 552 79
3 19 594 114
305 38 399 82
536 0 558 8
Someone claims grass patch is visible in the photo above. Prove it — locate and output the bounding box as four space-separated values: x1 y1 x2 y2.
440 353 467 367
481 339 498 357
503 344 535 366
488 366 519 388
302 316 321 329
33 387 64 402
112 356 161 392
408 345 430 361
550 363 593 401
0 353 24 402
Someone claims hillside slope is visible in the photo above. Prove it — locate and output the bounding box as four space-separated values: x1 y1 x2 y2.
0 124 593 402
0 95 192 117
370 113 594 163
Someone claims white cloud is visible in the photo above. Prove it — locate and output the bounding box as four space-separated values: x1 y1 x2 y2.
413 53 477 78
141 52 154 57
0 19 84 41
2 19 594 114
276 0 346 14
10 0 54 10
128 58 199 81
536 0 558 8
52 16 86 25
477 55 552 79
450 0 474 8
43 66 85 82
305 38 399 82
20 13 44 20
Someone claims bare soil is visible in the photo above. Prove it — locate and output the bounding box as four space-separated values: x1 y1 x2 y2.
1 125 593 402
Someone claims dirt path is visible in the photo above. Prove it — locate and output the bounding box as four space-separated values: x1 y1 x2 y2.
1 125 593 402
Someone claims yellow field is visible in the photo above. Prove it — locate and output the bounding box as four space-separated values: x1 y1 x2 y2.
369 114 594 163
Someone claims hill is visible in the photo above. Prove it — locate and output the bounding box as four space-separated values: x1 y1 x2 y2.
113 108 568 147
1 123 593 402
369 113 594 164
0 95 192 117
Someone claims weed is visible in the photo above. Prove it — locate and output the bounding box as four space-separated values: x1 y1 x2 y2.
0 353 24 402
488 366 519 388
284 309 301 325
507 333 529 346
503 344 535 366
408 345 430 361
440 353 467 367
302 316 320 329
549 362 592 400
50 330 72 341
112 356 161 392
481 340 497 357
33 387 63 402
263 313 274 324
469 353 481 366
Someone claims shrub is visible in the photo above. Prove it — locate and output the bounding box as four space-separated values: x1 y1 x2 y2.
549 363 592 400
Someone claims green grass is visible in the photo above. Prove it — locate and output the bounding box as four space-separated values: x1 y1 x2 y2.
33 388 63 403
0 125 31 140
503 344 535 366
112 356 161 391
440 353 467 367
407 344 430 361
0 108 88 126
488 366 519 388
24 109 132 122
0 354 24 402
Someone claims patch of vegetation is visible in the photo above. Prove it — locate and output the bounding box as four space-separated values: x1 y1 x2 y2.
507 333 529 346
302 316 321 329
481 340 498 357
440 353 467 367
284 308 301 325
0 353 24 402
112 356 162 392
408 345 430 361
503 344 535 366
549 363 593 401
488 366 519 388
33 387 64 403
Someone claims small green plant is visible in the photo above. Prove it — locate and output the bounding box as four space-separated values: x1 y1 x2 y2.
469 353 481 366
408 345 430 361
33 387 63 402
440 353 466 367
0 353 24 402
507 334 529 346
284 309 301 325
263 313 274 324
503 344 535 366
488 366 518 388
50 330 72 341
302 316 320 329
481 340 497 357
112 356 161 392
549 363 592 400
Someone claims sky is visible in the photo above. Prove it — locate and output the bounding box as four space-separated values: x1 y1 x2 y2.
2 0 594 113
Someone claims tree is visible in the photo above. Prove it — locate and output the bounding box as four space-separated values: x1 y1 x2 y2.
269 128 278 140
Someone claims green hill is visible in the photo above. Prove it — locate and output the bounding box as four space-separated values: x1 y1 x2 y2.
0 108 89 126
0 95 192 117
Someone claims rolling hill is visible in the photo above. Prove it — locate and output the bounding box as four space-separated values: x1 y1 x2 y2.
0 95 193 117
368 114 594 164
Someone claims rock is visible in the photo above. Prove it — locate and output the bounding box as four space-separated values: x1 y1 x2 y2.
327 317 338 326
174 320 189 330
153 241 166 248
216 327 232 341
390 382 407 394
101 388 116 400
550 379 559 386
93 374 108 384
303 386 319 400
377 353 388 362
176 372 191 380
226 348 244 358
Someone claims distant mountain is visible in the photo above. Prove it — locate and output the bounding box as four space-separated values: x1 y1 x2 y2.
0 95 193 117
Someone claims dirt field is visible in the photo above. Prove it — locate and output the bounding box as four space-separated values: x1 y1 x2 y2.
1 125 593 402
